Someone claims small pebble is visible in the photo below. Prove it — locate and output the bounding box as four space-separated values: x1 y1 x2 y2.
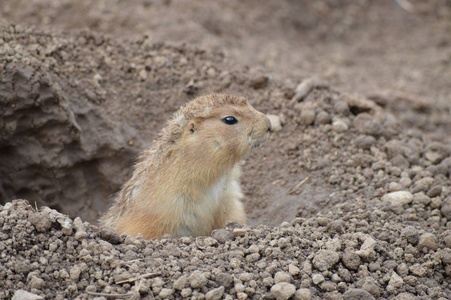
267 114 283 132
300 109 316 126
294 288 312 300
313 250 340 271
206 286 225 300
271 282 296 300
417 233 437 252
12 290 44 300
312 274 325 285
382 191 413 207
159 288 174 298
274 271 292 283
332 118 348 132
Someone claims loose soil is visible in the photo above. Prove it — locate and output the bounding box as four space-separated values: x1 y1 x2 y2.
1 1 451 299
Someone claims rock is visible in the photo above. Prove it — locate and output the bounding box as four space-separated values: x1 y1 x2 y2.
427 185 442 198
315 111 331 124
302 260 313 275
181 288 192 297
342 251 361 271
339 268 352 282
389 182 403 192
399 176 412 188
384 140 405 159
361 277 381 297
401 226 419 245
354 135 376 150
293 288 312 300
396 263 409 277
73 217 85 232
343 288 375 300
291 78 317 102
319 281 336 292
424 151 444 164
138 69 148 81
300 109 316 125
288 264 300 276
312 274 325 285
353 113 382 136
441 249 451 264
233 227 248 236
360 237 378 252
215 273 233 288
29 276 45 289
444 233 451 248
159 288 174 298
441 203 451 220
73 217 87 240
267 114 283 132
271 282 296 300
356 236 377 259
239 272 253 282
418 233 438 252
189 271 208 289
313 250 340 271
409 264 427 276
415 176 434 188
327 220 345 234
382 191 413 208
196 236 218 247
211 229 235 243
391 155 410 169
274 271 292 283
430 197 442 209
12 290 44 300
392 293 418 300
332 118 349 132
235 283 245 293
99 226 122 244
246 244 260 253
206 286 225 300
69 265 81 282
413 192 431 205
334 100 350 115
387 272 404 292
173 275 189 290
250 75 269 89
29 212 53 233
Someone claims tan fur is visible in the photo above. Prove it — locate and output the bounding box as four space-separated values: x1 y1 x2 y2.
100 94 270 239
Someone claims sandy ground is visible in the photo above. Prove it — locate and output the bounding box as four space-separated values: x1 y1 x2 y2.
1 0 451 299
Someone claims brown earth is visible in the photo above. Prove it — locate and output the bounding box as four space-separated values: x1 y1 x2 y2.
1 1 451 299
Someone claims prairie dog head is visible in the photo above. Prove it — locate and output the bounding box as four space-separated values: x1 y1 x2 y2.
163 94 271 169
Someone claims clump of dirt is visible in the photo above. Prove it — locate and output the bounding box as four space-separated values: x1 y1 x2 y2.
1 1 451 299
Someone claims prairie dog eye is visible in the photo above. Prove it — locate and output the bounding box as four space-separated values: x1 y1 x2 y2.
222 116 238 125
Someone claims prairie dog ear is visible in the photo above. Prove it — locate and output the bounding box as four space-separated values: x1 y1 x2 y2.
187 121 197 134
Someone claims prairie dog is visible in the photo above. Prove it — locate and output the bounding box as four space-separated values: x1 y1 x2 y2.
100 94 271 238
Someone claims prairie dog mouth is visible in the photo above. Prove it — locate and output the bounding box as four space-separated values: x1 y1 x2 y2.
251 133 269 150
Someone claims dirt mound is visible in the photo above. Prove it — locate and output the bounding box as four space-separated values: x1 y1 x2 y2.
1 1 451 299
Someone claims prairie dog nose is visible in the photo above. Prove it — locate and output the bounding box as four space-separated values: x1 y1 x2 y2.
266 117 272 132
